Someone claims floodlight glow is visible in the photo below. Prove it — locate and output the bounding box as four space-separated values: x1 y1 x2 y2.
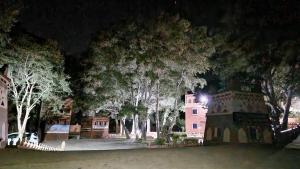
200 95 208 104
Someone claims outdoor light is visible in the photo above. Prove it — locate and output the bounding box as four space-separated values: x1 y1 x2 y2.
200 95 208 105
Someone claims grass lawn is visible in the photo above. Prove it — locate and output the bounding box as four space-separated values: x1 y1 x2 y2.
0 145 299 169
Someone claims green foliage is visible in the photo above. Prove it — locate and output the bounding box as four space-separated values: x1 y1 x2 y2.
82 13 213 116
183 138 198 145
154 138 166 145
0 3 19 47
119 103 136 117
0 2 20 63
7 35 71 115
208 2 300 130
172 134 180 144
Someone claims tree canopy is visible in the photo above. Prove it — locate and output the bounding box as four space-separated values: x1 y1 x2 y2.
209 0 300 131
81 14 215 139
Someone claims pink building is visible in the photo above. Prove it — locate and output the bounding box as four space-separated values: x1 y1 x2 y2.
185 94 207 138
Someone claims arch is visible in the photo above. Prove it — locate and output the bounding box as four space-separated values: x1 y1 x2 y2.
1 123 5 141
263 129 272 144
206 128 212 141
238 128 248 143
214 128 218 137
223 128 230 142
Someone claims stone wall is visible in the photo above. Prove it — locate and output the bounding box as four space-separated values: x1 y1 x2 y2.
204 91 273 145
204 114 273 144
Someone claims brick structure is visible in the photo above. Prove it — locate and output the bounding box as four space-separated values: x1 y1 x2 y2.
204 91 273 144
80 116 109 139
0 66 9 149
44 115 71 141
184 94 207 138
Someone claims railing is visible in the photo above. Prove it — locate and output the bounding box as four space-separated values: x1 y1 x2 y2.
18 140 65 151
277 125 300 146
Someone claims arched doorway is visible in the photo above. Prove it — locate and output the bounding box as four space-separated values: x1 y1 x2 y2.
223 128 230 143
206 128 212 141
238 128 248 143
263 129 272 144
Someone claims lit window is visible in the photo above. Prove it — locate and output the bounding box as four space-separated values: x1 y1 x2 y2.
192 109 198 115
193 123 198 129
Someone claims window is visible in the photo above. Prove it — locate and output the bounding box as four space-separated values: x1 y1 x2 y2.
188 99 191 103
192 109 198 115
193 123 198 129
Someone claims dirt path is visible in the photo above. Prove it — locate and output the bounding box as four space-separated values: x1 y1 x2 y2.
0 145 299 169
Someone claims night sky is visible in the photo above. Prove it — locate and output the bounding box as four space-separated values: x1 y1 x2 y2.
18 0 300 56
19 0 175 55
18 0 237 56
13 0 300 94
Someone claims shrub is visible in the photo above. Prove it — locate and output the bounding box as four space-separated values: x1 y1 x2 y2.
155 138 166 145
183 138 199 145
172 134 180 144
181 134 187 138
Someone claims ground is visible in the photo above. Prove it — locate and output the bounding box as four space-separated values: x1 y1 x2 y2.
0 145 299 169
42 138 147 151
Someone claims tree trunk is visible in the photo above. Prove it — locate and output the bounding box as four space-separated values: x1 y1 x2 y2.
141 119 147 141
115 118 119 134
131 114 135 135
134 114 139 140
155 81 160 139
120 118 130 139
281 86 293 130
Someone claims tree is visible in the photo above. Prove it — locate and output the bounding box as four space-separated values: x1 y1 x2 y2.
7 36 71 141
209 1 300 131
82 14 213 141
0 1 20 63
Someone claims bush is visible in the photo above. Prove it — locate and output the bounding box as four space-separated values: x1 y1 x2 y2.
155 138 166 145
181 134 187 138
172 134 180 144
183 138 199 145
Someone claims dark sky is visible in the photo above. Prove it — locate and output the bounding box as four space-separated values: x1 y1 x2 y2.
17 0 300 56
19 0 177 55
14 0 300 95
18 0 232 56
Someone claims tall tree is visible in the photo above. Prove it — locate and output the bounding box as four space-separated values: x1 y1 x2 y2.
209 0 300 131
6 36 71 141
82 14 213 140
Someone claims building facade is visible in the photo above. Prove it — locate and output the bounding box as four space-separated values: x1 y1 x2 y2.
204 91 273 144
185 94 207 138
0 66 9 148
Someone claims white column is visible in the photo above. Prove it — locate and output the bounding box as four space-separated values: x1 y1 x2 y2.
147 118 150 133
131 115 135 135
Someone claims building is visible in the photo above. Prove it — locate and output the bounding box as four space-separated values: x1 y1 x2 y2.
44 115 71 141
204 91 273 144
280 118 300 129
0 65 9 148
184 94 207 138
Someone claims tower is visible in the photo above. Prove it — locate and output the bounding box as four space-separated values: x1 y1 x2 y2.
184 94 207 138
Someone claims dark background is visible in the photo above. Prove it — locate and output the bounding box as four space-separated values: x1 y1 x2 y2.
18 0 300 55
11 0 300 95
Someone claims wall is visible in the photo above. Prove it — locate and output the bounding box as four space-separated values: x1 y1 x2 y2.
0 76 9 148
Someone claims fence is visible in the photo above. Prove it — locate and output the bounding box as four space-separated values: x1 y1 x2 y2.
277 125 300 146
18 140 65 151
